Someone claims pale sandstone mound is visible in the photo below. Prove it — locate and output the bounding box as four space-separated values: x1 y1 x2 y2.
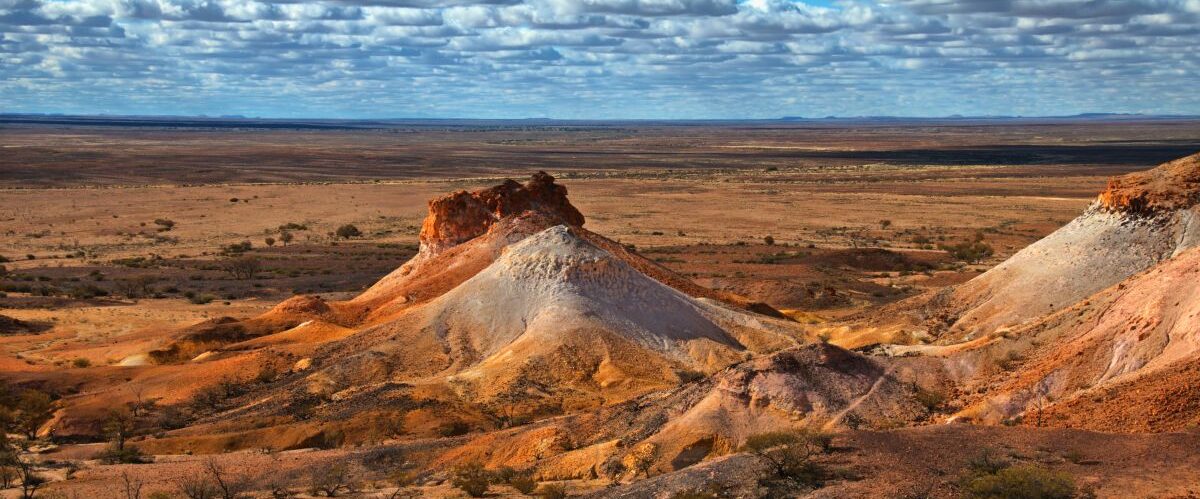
354 172 779 323
866 152 1200 345
433 343 931 479
45 173 802 447
154 173 783 361
306 225 803 406
958 245 1200 431
620 343 928 473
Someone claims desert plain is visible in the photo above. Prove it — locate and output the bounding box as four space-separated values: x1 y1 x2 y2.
2 118 1200 498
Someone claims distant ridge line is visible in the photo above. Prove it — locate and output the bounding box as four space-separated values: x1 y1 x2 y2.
2 112 1198 131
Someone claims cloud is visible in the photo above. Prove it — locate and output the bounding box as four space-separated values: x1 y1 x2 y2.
0 0 1196 118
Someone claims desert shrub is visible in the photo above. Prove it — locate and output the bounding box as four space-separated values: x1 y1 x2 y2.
97 445 147 465
116 275 161 299
913 386 946 411
312 428 345 449
763 235 775 245
335 224 362 239
177 459 250 499
509 473 537 494
72 358 91 368
308 463 358 497
492 466 518 483
222 241 253 254
941 241 994 264
966 448 1011 476
676 369 706 384
255 365 278 384
156 406 189 430
438 421 471 437
222 256 261 280
964 464 1075 499
536 483 568 499
264 237 276 247
188 293 216 305
189 383 234 412
266 479 296 499
1062 449 1086 465
154 219 176 231
97 409 147 464
742 428 834 489
15 456 46 499
669 489 719 499
178 474 220 499
67 284 108 299
996 350 1025 371
450 462 492 498
359 446 408 471
6 389 54 439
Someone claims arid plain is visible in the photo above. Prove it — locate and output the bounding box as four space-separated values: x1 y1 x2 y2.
3 119 1200 498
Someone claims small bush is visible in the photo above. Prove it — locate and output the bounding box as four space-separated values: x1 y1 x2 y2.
439 421 471 437
68 284 109 299
72 358 91 368
451 462 492 498
914 386 946 411
188 293 216 305
335 224 362 240
941 241 994 264
1062 449 1086 465
676 369 706 384
509 473 537 494
965 464 1075 499
742 428 834 489
223 241 253 253
966 448 1011 476
156 406 189 430
97 444 147 464
669 488 720 499
309 463 357 497
536 483 568 499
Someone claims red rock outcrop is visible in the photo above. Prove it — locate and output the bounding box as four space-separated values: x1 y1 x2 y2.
1097 152 1200 214
418 171 584 254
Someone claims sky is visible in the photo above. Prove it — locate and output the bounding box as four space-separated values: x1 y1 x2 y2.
1 0 1198 119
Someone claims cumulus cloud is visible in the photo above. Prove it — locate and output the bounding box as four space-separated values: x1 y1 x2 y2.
0 0 1197 118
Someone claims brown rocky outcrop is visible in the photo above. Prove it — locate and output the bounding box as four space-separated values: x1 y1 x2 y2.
418 171 584 255
1098 152 1200 214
